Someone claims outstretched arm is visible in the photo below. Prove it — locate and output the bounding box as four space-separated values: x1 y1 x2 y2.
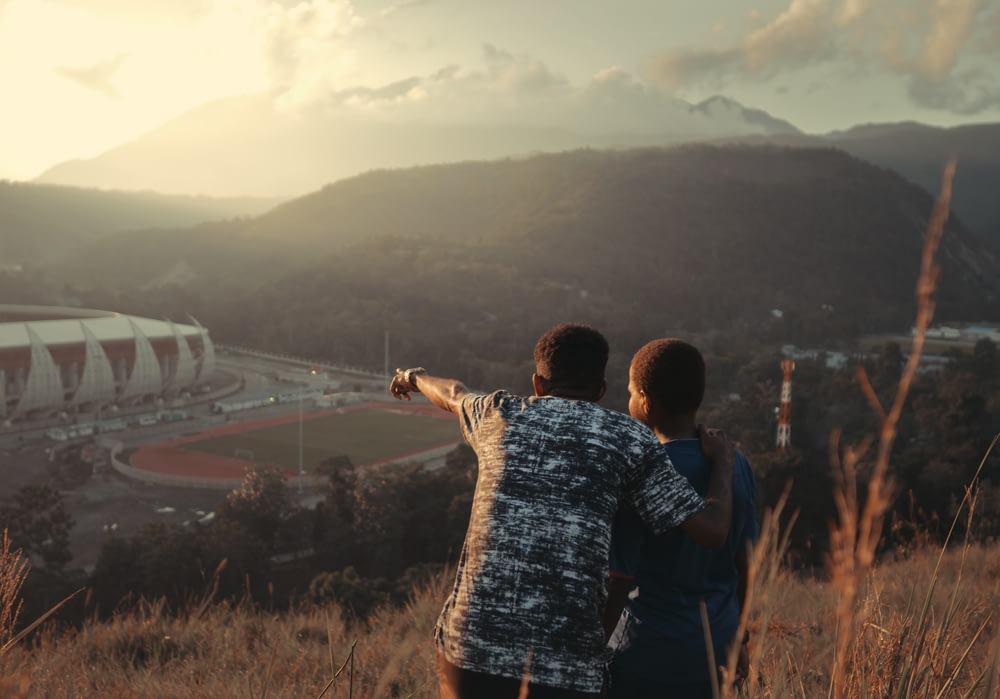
389 367 470 415
678 424 734 548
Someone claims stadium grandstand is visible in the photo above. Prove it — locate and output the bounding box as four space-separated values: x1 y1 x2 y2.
0 305 215 424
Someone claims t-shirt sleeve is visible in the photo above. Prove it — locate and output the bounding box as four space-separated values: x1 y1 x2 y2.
457 390 498 447
625 443 706 536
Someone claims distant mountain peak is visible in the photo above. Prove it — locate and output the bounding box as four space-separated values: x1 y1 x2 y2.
691 95 801 135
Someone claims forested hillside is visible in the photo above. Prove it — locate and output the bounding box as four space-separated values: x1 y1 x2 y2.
42 144 1000 389
829 122 1000 248
731 122 1000 248
0 181 283 266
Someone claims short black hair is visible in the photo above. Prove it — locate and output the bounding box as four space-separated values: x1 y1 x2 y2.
533 323 609 396
630 338 705 415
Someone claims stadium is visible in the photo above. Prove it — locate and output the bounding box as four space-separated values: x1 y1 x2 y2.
0 304 215 424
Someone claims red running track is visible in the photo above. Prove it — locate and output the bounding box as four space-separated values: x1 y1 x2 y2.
129 401 458 481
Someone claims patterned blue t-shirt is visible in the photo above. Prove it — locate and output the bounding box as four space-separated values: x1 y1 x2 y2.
435 391 706 692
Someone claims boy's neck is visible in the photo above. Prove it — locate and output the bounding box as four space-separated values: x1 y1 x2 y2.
649 413 698 444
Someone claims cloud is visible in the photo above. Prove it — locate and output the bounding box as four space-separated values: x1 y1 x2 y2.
644 0 841 90
329 75 423 106
263 0 365 106
643 0 998 116
972 6 1000 52
876 0 984 82
46 0 212 21
303 50 777 141
377 0 429 20
309 43 572 121
645 47 743 91
573 66 698 132
907 66 1000 113
742 0 839 73
916 0 981 81
55 53 128 98
479 43 568 94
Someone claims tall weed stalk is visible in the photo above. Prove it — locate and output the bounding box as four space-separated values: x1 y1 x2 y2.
825 158 955 699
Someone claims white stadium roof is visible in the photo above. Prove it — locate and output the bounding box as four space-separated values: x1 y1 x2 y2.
0 306 204 350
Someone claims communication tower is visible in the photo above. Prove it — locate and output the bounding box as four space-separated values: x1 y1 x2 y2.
776 359 795 450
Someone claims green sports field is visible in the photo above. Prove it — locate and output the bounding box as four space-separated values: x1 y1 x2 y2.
181 409 461 470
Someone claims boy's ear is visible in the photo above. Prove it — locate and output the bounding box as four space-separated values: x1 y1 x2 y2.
595 380 607 402
639 390 654 419
531 373 546 397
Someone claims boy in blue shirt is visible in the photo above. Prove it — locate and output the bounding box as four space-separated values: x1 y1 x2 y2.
607 338 758 698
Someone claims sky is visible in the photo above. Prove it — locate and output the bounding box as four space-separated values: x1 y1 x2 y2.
1 0 998 182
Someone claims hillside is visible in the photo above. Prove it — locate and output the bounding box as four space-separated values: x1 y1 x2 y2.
0 181 284 266
827 122 1000 247
5 538 998 697
722 122 1000 248
47 144 1000 389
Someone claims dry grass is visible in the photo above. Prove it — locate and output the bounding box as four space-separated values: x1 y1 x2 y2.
0 573 450 698
1 537 997 698
734 537 1000 699
0 531 28 651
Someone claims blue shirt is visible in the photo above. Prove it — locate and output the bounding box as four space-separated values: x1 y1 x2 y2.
609 439 757 684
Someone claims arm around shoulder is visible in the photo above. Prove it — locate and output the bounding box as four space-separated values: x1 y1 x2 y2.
678 424 735 548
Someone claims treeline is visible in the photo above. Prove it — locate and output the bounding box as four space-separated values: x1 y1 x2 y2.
1 446 476 626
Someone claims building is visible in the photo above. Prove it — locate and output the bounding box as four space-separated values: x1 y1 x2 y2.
0 305 215 424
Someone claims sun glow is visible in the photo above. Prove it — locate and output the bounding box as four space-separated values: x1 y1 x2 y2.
0 0 271 179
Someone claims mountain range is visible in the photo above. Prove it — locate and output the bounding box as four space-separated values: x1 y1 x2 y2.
33 92 800 199
31 93 1000 249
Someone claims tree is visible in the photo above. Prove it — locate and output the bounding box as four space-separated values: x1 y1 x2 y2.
0 484 74 571
315 455 356 528
215 465 290 549
90 518 274 615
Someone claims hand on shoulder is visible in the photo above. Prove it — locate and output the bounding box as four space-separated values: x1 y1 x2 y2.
698 424 735 469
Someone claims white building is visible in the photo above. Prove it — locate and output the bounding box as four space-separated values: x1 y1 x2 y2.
1 305 215 423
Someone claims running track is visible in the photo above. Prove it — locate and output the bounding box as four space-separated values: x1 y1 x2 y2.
130 402 459 482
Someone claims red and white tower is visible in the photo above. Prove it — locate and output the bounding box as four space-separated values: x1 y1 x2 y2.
776 359 795 450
